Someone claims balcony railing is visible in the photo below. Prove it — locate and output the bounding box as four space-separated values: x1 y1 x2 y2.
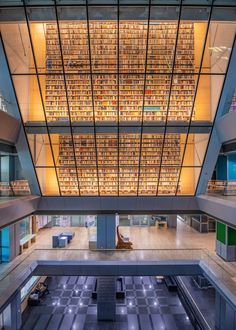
207 180 236 196
0 180 30 197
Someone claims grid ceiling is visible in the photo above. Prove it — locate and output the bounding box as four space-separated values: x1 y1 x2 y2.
0 1 235 196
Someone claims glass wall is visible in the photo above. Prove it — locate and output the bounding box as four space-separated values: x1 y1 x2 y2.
0 3 235 196
19 217 31 241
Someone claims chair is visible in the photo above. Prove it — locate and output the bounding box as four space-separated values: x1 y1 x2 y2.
116 226 133 250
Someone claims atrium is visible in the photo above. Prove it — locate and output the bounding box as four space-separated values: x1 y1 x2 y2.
0 1 235 329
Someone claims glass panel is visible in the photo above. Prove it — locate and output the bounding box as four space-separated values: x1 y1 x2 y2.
140 134 162 166
19 217 30 240
158 167 180 195
138 166 159 195
93 74 118 122
182 133 209 167
54 134 76 167
174 7 210 74
56 167 79 195
119 167 139 195
78 167 98 195
27 6 63 74
58 7 89 73
36 167 60 195
168 74 197 122
177 167 201 195
40 74 70 123
148 6 178 73
119 7 149 73
27 133 54 167
119 134 140 166
89 8 117 73
201 8 236 74
99 167 118 195
144 75 171 122
12 75 45 123
0 10 36 74
65 74 93 122
162 133 186 166
119 74 144 121
193 74 224 121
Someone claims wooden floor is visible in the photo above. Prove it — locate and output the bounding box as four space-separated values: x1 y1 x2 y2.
33 220 215 251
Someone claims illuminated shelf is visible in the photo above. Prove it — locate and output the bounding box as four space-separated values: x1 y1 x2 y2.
45 21 195 123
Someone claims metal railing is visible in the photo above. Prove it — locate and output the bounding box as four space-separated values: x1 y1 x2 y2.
207 180 236 196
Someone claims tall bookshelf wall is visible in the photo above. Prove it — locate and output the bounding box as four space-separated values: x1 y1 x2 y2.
45 21 195 122
58 134 181 195
45 21 194 195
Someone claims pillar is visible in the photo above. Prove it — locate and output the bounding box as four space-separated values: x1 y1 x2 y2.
97 277 116 321
10 291 22 330
216 221 236 261
215 291 236 330
167 215 177 228
97 214 116 249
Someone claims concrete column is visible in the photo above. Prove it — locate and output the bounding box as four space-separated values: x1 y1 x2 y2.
215 291 236 330
97 277 116 321
97 214 116 249
167 215 177 228
10 291 22 330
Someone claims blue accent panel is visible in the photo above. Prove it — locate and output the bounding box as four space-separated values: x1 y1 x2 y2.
144 106 161 111
1 227 10 262
228 155 236 180
216 155 227 180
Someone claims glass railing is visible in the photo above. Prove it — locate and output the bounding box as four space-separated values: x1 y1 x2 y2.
1 248 236 309
0 180 31 197
207 180 236 196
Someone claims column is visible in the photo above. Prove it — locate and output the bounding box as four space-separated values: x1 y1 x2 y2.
10 291 22 330
97 214 116 249
216 221 236 261
215 291 236 330
167 215 177 228
97 277 116 321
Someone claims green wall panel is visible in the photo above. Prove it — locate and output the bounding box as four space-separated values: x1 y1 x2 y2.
216 222 226 244
228 227 236 245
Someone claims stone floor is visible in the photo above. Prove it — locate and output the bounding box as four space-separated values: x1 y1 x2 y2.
21 276 194 330
32 219 215 251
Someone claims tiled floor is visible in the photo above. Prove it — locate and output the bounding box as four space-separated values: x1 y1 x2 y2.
21 276 194 330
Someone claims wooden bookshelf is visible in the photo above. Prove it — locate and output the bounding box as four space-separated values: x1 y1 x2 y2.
45 21 195 123
57 133 181 195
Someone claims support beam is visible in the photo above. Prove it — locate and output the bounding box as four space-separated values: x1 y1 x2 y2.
197 39 236 195
97 214 116 249
216 111 236 145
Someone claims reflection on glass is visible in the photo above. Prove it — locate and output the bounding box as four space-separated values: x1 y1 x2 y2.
158 167 180 195
36 167 59 195
182 133 209 167
27 133 54 167
178 167 201 195
194 74 224 121
13 75 45 123
202 8 236 74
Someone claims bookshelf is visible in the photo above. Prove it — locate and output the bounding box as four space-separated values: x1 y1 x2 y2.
57 133 181 195
45 21 196 123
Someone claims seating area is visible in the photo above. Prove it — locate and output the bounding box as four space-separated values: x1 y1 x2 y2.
52 231 75 248
116 226 133 250
20 234 36 254
28 282 49 306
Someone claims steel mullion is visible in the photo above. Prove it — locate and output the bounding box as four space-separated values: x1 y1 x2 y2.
175 3 214 196
136 1 152 196
86 0 100 196
117 0 120 196
156 0 183 196
54 1 81 196
22 1 62 195
0 34 42 196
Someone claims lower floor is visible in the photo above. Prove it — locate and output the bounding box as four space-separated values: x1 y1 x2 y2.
21 275 195 330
